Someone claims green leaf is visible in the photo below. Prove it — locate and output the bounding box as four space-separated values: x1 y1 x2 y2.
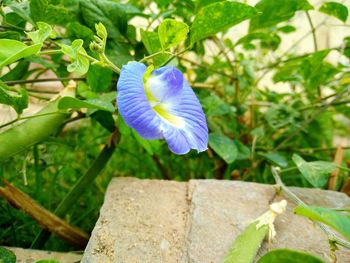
0 39 42 68
209 133 237 163
190 1 257 44
80 0 127 38
259 152 288 168
87 64 113 92
236 32 281 50
91 110 115 133
292 154 336 188
8 1 35 25
66 22 94 45
0 61 30 82
26 22 52 44
195 0 224 11
30 0 70 25
202 94 232 117
0 246 16 263
58 97 115 112
0 81 28 114
257 249 325 263
158 19 189 50
223 221 268 263
234 140 251 161
59 39 90 75
250 0 313 31
29 0 48 22
0 31 21 40
278 25 296 33
140 29 169 66
295 205 350 241
319 2 348 23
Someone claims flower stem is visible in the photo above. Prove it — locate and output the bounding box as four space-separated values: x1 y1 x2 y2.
99 53 121 74
271 166 350 250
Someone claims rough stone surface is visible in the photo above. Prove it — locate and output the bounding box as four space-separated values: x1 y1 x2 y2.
82 178 350 263
4 247 82 263
82 178 189 263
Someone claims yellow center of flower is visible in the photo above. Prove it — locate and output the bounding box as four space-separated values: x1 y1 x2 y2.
143 65 185 128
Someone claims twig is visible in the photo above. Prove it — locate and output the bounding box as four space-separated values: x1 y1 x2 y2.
271 166 350 250
305 11 318 52
0 180 89 248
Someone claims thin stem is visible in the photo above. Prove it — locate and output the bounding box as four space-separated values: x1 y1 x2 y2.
139 51 173 63
99 53 120 74
160 47 190 67
4 77 85 86
39 50 62 56
271 167 350 250
305 11 318 52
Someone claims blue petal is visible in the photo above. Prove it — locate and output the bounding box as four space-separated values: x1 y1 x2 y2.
146 66 183 104
161 80 208 154
117 62 162 139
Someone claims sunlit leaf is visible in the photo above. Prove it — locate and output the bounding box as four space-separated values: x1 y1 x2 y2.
26 22 52 44
140 29 169 66
319 2 348 23
295 205 350 241
59 39 89 75
0 39 42 68
158 19 189 50
250 0 313 31
190 1 257 44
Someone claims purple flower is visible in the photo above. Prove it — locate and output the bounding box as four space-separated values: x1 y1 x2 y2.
117 62 208 155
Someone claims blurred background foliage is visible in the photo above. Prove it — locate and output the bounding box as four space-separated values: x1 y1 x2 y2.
0 0 350 251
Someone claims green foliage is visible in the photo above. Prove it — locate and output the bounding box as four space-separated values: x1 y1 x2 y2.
190 1 257 44
223 221 268 263
58 96 115 113
79 0 127 38
292 154 336 188
0 247 16 263
59 40 89 75
26 22 53 44
158 19 189 50
257 249 325 263
319 2 349 23
0 39 41 68
295 205 350 241
250 0 313 30
208 133 237 163
87 65 113 92
0 81 28 114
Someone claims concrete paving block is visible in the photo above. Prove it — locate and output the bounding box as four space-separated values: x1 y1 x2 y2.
82 178 189 263
82 178 350 263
